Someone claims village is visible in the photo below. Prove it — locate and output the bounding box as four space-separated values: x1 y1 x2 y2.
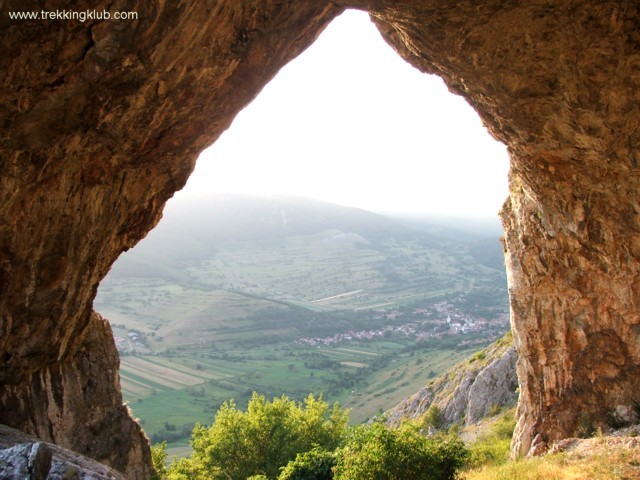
112 295 509 355
298 299 509 347
113 331 152 355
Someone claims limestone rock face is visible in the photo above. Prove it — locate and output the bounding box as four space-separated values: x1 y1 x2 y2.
467 346 519 424
1 0 640 470
386 338 518 428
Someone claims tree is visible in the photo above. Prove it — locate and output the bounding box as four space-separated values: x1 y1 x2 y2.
333 422 468 480
167 393 349 480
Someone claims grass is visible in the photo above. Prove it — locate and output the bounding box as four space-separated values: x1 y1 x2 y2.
334 347 380 356
461 407 640 480
119 368 175 393
465 408 516 469
97 232 474 333
338 347 476 423
124 356 205 385
129 388 211 433
462 450 640 480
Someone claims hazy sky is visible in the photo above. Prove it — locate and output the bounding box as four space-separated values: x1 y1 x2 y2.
176 10 510 218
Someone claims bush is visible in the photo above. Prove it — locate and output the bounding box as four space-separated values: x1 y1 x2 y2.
161 393 469 480
334 422 468 480
575 411 595 438
487 404 502 417
470 351 486 363
278 448 336 480
422 405 445 430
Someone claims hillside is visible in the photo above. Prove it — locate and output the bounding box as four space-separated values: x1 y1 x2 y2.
95 194 509 445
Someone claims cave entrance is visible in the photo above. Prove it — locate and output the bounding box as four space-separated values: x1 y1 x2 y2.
95 9 509 451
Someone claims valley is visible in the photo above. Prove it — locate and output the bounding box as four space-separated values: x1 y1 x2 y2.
95 194 509 448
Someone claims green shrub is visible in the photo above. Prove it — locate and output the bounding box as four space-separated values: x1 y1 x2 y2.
470 351 486 363
487 404 502 417
150 441 167 480
495 331 513 347
575 411 595 438
334 422 468 480
422 405 445 430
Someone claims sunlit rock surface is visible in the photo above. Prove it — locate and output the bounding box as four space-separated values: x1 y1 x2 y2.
1 0 639 473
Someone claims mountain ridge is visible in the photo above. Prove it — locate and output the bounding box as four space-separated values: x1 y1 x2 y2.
111 193 504 274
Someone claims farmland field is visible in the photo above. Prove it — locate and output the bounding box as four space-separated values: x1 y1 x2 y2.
121 342 478 446
96 194 509 447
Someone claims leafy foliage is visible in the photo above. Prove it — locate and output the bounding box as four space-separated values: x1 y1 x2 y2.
575 411 595 438
158 392 470 480
150 441 168 480
333 422 468 480
278 448 336 480
167 393 348 480
422 405 445 430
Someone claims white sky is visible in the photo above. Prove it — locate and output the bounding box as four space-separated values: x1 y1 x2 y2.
175 9 510 218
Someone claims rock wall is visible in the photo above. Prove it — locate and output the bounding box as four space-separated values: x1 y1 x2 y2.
1 0 639 472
